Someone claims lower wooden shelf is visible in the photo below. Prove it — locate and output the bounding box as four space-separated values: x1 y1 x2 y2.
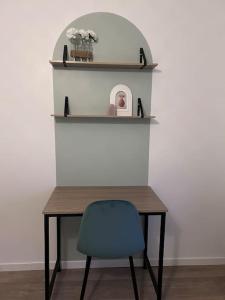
51 114 155 120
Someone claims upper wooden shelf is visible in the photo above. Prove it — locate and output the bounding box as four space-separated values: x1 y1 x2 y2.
49 60 158 70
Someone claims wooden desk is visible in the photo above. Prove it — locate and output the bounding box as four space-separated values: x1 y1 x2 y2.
43 186 168 300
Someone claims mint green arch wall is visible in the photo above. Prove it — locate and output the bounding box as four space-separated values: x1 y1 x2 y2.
52 12 153 260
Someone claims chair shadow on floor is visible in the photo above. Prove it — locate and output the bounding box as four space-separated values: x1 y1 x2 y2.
85 272 104 300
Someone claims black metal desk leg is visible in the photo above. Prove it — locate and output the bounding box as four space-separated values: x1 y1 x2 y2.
143 215 148 269
157 213 166 300
44 215 50 300
57 216 61 272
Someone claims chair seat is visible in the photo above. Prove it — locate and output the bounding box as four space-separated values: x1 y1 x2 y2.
77 200 145 258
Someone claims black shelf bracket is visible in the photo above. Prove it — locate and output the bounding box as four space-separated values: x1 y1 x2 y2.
63 45 68 67
140 48 147 69
137 98 144 118
64 96 70 117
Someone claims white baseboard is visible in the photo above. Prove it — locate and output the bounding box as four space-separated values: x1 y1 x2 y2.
156 257 225 266
0 257 225 272
0 261 56 272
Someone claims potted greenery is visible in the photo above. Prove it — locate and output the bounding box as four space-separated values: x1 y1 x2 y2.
66 28 98 61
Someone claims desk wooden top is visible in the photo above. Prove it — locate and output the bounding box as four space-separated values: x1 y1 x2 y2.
43 186 167 215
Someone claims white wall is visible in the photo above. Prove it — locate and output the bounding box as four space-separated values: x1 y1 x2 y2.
148 0 225 264
0 0 224 270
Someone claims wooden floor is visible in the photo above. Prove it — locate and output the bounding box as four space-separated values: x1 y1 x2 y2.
0 266 224 300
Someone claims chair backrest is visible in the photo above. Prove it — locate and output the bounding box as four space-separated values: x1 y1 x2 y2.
77 200 145 258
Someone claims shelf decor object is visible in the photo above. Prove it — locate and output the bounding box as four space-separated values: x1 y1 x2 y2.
110 84 132 116
107 104 117 116
66 27 98 61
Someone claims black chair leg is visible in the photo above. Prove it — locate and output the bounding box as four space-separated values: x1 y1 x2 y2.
80 256 92 300
129 256 139 300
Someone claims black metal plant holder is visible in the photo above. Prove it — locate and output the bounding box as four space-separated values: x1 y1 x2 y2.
140 48 147 68
64 96 70 117
63 45 68 67
137 98 144 118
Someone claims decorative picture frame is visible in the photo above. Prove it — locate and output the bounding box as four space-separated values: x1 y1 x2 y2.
110 84 132 116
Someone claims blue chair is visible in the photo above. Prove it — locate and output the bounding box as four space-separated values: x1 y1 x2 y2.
77 200 145 300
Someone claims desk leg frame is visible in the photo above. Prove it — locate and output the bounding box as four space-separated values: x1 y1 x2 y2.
44 213 166 300
44 215 50 300
44 215 61 300
143 214 148 269
57 216 61 272
143 212 166 300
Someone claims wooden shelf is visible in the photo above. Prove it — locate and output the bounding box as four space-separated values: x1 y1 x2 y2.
49 60 158 70
51 114 155 119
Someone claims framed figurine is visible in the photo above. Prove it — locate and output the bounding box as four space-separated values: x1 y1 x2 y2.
110 84 132 116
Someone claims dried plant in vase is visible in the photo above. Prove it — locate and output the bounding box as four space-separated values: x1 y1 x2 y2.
66 28 98 62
